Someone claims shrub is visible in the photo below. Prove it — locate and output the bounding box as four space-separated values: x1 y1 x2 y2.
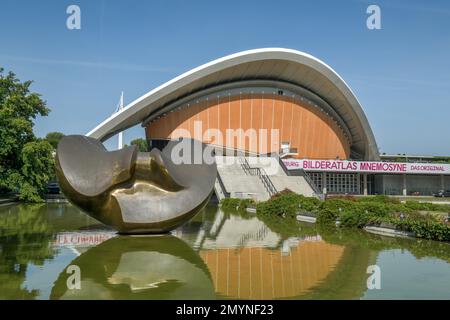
403 201 450 213
298 195 321 213
220 198 256 213
393 218 450 241
355 202 391 217
316 208 338 225
325 194 357 202
339 211 368 228
306 197 385 226
238 198 256 212
320 198 357 215
257 195 298 218
251 190 450 242
220 198 241 211
257 191 321 218
270 188 295 200
390 203 415 214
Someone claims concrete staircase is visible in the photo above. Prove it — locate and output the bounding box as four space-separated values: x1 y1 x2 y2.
270 176 315 197
246 156 316 197
216 156 271 201
214 156 317 201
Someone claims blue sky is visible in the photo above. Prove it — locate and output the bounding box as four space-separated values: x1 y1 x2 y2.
1 0 449 155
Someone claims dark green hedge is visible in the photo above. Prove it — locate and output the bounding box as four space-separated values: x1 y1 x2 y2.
253 191 450 242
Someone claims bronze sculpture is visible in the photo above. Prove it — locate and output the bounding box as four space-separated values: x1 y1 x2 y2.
55 135 216 234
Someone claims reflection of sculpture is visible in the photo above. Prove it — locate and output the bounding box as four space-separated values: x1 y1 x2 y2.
55 135 216 234
50 236 215 299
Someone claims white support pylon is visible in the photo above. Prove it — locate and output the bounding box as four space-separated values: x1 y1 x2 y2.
117 91 124 150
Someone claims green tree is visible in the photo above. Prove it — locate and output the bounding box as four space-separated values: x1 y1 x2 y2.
20 140 54 202
0 67 53 202
130 138 149 152
45 131 65 149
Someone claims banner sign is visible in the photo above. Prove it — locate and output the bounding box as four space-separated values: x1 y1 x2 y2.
282 159 450 175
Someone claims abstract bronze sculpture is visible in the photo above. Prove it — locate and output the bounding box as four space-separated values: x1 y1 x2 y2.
55 135 216 234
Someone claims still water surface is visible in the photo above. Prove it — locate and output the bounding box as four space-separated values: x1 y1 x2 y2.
0 203 449 299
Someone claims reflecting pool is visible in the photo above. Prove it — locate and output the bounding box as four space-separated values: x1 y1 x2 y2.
0 202 449 299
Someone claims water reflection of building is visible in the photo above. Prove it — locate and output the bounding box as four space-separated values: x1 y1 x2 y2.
200 243 344 299
201 214 280 249
52 205 372 300
176 207 348 299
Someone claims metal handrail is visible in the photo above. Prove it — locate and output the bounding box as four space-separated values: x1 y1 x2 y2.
216 172 231 198
276 154 324 200
239 157 251 175
258 167 278 197
239 157 278 197
301 169 325 200
276 153 290 176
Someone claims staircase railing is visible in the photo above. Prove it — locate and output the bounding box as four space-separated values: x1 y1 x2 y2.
276 154 324 200
275 153 290 176
216 172 231 198
301 169 325 200
238 157 278 197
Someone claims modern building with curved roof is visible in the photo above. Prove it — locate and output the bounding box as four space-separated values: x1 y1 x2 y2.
87 48 450 198
88 48 379 161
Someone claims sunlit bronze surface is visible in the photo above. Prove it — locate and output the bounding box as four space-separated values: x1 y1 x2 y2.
55 135 216 234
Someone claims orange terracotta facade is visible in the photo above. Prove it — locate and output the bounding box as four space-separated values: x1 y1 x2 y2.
146 93 350 159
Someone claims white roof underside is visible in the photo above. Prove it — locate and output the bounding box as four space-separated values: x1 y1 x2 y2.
87 48 379 160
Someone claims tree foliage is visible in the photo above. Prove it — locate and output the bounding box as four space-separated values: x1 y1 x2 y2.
130 138 148 152
45 131 64 149
0 67 53 202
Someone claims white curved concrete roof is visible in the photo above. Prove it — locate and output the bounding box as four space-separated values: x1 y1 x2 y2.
87 48 379 160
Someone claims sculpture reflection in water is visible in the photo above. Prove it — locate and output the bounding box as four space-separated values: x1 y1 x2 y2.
50 236 215 299
55 136 217 234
